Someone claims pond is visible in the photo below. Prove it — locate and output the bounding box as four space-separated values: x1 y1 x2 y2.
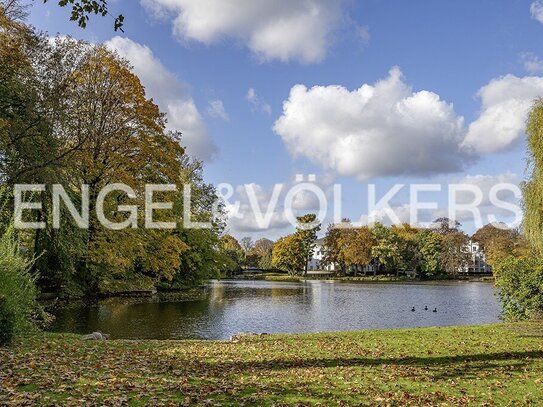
49 280 502 340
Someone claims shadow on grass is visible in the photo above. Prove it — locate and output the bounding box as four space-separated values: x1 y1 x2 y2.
177 350 543 381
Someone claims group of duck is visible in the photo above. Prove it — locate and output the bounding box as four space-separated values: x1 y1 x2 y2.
411 306 437 312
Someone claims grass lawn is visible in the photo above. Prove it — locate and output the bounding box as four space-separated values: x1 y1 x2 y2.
1 323 542 406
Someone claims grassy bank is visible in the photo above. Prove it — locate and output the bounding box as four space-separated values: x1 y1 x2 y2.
240 272 494 284
1 323 542 405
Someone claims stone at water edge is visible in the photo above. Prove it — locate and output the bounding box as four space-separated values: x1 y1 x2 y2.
81 332 110 341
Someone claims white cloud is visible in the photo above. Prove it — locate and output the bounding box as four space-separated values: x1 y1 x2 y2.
531 1 543 23
441 172 522 228
275 68 543 178
246 88 272 114
359 204 414 227
224 175 335 237
207 100 229 121
357 172 521 229
226 184 290 234
454 172 519 209
274 67 471 180
105 36 217 161
462 74 543 154
521 52 543 74
141 0 345 63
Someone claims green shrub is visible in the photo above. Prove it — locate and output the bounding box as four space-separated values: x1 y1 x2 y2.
494 255 543 321
0 295 15 346
0 226 38 344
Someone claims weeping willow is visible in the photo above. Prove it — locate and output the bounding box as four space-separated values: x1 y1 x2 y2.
523 98 543 256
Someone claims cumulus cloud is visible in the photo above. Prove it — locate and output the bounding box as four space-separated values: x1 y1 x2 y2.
141 0 345 63
357 172 521 229
454 172 519 208
531 1 543 23
224 175 335 236
246 88 272 114
274 67 471 180
275 68 543 179
226 184 290 234
105 36 217 161
462 74 543 154
207 100 229 121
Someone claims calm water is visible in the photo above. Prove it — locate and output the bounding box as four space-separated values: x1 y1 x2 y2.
49 280 501 340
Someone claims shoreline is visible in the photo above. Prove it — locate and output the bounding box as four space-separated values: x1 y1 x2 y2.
229 272 495 284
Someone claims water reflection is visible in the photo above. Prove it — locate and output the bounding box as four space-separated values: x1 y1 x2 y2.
49 280 501 340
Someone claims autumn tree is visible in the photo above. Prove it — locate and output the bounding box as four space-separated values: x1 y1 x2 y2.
472 224 530 266
440 231 470 276
371 223 404 275
50 44 190 291
272 234 305 275
0 11 225 300
323 220 351 275
340 226 376 276
250 238 274 270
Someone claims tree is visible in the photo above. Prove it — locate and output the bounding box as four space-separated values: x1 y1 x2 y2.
250 238 274 270
416 230 442 277
294 214 321 276
371 223 404 275
272 234 305 275
218 235 243 275
391 224 420 275
53 44 189 292
1 15 225 295
39 0 124 31
523 98 543 255
258 250 274 270
432 217 461 235
240 237 254 252
491 99 543 321
494 255 543 320
440 231 470 276
340 226 375 276
472 224 529 266
1 0 29 21
323 220 351 275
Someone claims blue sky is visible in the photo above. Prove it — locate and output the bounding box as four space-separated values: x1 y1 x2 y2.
27 0 543 238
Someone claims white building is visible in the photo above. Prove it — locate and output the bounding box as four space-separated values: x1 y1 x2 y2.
307 238 377 274
461 240 492 274
307 239 336 272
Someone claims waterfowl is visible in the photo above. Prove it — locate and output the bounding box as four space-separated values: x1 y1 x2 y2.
433 308 437 313
411 307 416 312
424 306 428 311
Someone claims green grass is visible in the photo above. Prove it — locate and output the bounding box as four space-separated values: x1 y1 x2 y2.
1 323 542 405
